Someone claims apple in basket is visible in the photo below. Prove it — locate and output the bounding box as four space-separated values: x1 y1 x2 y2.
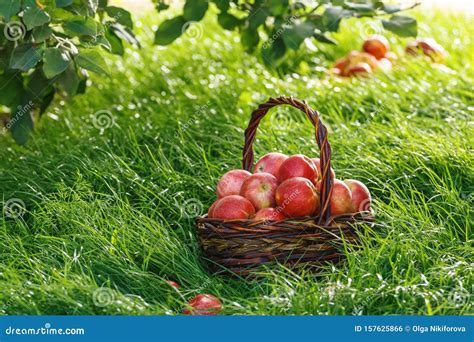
254 208 286 221
311 158 335 180
275 177 320 218
183 294 222 315
210 195 255 220
329 179 354 216
240 173 279 210
216 169 251 198
254 152 288 177
278 154 318 183
344 179 372 212
363 35 390 60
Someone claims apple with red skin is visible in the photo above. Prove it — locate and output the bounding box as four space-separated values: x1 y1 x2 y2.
207 200 220 218
329 179 354 215
344 179 371 212
240 173 278 210
333 57 350 76
254 208 286 221
406 38 446 63
212 195 255 220
347 51 379 71
311 158 335 181
347 62 371 77
275 177 320 218
278 154 318 183
183 294 222 315
216 170 251 199
254 152 288 177
166 280 180 289
363 35 390 60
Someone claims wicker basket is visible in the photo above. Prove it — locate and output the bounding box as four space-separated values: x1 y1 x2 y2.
195 96 374 275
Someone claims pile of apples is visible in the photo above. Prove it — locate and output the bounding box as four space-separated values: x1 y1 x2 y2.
207 153 371 221
332 35 395 77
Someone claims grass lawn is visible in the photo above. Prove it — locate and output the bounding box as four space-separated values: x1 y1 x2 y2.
0 8 472 315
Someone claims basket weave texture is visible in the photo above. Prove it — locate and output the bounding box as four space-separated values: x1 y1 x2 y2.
195 96 374 275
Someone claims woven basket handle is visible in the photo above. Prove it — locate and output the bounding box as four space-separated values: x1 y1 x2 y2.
242 96 333 224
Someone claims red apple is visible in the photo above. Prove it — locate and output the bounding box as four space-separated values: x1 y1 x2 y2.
347 62 371 77
207 199 220 218
240 173 279 210
377 57 392 72
216 169 251 199
183 294 222 315
344 179 371 212
406 38 446 63
278 154 318 183
275 177 320 218
311 158 335 181
333 57 350 76
329 179 353 215
254 208 286 221
347 51 379 70
166 280 180 289
363 35 390 60
384 52 397 64
254 152 288 177
212 195 255 220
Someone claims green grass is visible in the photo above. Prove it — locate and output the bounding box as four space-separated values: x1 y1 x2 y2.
1 8 472 315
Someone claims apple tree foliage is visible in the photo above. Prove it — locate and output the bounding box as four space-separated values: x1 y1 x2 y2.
0 0 138 144
153 0 418 65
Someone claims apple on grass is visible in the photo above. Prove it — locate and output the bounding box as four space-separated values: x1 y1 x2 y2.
329 179 354 216
254 208 286 221
278 154 318 183
347 62 372 77
166 280 180 289
254 152 288 177
212 195 255 220
216 169 251 199
240 173 278 210
344 179 371 212
363 35 390 60
275 177 320 218
183 294 222 315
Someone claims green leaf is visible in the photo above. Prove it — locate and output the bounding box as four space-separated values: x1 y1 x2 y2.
26 69 53 98
382 3 402 14
39 89 55 115
241 27 259 53
261 38 286 67
43 48 71 79
75 49 109 75
154 16 186 45
323 6 352 32
0 0 21 21
313 31 337 45
268 0 288 16
0 73 23 106
105 28 124 55
56 0 73 7
344 2 374 13
10 93 34 145
56 65 80 96
382 15 417 37
248 6 270 30
217 12 241 30
183 0 208 21
9 44 42 71
282 21 315 50
212 0 229 12
105 6 133 29
23 6 51 30
111 24 140 47
63 17 98 37
32 24 53 42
